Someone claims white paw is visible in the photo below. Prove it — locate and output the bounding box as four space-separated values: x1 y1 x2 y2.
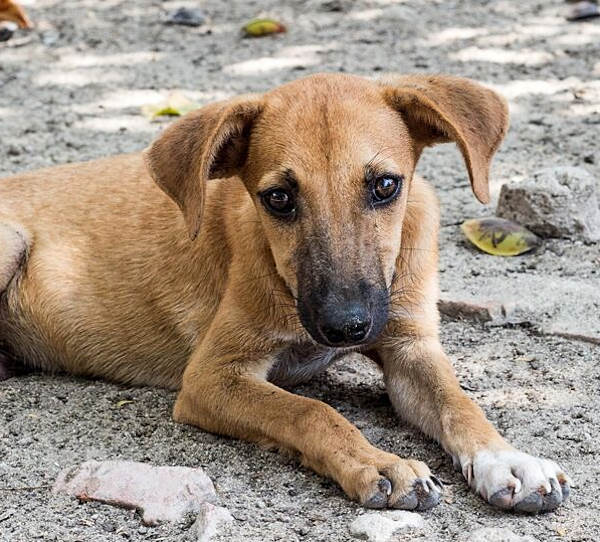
460 450 572 513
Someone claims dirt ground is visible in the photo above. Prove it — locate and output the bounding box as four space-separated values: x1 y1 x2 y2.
1 0 599 541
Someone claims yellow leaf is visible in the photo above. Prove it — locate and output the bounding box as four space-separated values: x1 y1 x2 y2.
243 18 286 37
141 92 200 120
461 217 541 256
116 400 134 408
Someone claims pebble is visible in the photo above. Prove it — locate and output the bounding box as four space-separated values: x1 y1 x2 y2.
349 511 424 542
165 8 207 27
192 502 233 542
438 299 515 324
52 460 217 525
496 166 600 243
566 1 600 21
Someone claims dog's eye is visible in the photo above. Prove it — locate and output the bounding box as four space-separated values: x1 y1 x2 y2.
372 174 402 205
262 188 296 218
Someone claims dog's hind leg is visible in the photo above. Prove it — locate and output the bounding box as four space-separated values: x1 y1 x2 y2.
0 222 29 381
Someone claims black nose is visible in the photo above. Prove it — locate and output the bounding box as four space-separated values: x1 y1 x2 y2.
319 305 372 345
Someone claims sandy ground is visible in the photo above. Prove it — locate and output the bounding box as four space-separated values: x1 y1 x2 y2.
1 0 599 540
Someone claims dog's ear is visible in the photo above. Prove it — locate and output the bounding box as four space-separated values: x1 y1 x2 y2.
144 95 264 239
379 74 509 204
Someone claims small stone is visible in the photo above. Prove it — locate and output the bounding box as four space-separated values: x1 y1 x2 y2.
165 7 207 27
192 502 233 542
496 167 600 243
438 299 513 324
319 0 348 11
102 521 117 533
305 0 351 11
53 460 217 525
464 527 537 542
349 511 424 542
566 1 600 21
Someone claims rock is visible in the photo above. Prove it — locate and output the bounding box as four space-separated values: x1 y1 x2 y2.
52 460 217 525
496 167 600 243
566 1 600 21
349 511 424 542
464 527 537 542
192 502 233 542
165 7 207 27
438 298 515 324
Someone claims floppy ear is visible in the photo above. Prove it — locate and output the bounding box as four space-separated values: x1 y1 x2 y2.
144 95 264 239
379 74 509 204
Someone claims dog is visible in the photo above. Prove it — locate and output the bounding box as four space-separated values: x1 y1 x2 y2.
0 73 571 513
0 0 32 28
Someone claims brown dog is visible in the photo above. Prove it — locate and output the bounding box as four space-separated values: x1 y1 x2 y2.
0 73 571 513
0 0 32 28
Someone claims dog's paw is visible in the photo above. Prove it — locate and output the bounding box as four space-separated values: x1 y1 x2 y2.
357 458 443 511
460 450 571 513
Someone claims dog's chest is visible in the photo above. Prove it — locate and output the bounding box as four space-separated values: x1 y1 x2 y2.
267 343 343 387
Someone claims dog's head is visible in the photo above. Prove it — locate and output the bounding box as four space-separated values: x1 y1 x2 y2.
145 74 508 347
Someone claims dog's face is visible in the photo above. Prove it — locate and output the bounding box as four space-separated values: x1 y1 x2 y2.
244 78 415 346
146 73 508 347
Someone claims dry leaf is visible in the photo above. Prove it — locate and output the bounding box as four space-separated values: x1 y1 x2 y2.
243 18 286 37
115 400 134 408
141 92 200 120
461 217 541 256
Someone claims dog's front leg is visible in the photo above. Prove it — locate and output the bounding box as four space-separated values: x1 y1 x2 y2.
174 322 442 509
375 332 571 513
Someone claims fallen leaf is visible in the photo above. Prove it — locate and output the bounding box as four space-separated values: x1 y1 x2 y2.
141 92 200 120
243 18 286 38
461 217 541 256
115 400 134 408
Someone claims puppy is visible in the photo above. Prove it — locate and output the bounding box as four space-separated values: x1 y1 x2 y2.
0 73 570 513
0 0 32 28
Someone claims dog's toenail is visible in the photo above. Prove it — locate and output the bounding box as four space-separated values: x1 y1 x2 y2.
430 475 444 490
